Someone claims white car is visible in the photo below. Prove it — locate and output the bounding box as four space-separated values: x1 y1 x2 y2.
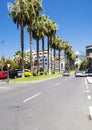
75 71 86 77
63 71 70 76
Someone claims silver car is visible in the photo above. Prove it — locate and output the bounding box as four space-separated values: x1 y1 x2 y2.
75 71 86 77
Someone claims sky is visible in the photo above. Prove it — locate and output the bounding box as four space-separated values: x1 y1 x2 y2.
0 0 92 58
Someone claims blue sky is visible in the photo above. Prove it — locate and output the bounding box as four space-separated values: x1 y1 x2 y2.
0 0 92 58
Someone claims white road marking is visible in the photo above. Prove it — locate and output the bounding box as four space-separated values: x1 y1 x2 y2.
86 86 89 89
55 82 60 86
65 79 67 81
88 95 92 100
23 92 42 103
89 106 92 119
86 90 90 93
0 87 10 89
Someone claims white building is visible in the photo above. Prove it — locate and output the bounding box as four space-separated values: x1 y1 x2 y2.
26 49 65 72
32 50 54 71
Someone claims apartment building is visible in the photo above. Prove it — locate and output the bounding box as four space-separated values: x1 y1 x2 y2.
32 50 54 71
86 45 92 70
25 49 65 72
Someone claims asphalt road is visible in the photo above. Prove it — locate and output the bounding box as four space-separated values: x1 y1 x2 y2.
0 75 92 130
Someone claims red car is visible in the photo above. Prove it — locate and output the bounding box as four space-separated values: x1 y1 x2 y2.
0 71 8 79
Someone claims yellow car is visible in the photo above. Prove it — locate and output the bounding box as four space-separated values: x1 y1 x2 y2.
24 69 32 77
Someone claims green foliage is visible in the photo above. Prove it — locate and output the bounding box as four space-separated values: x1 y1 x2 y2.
44 70 48 75
79 58 89 70
33 69 37 76
40 67 43 72
40 71 44 75
0 58 19 70
52 70 55 74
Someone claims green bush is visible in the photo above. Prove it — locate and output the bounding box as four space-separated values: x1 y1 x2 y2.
33 70 37 76
40 72 44 75
44 70 48 75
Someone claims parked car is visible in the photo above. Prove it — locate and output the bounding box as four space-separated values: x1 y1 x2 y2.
24 69 31 77
63 70 70 76
9 69 22 79
85 72 92 77
75 71 86 77
15 69 22 77
0 71 8 79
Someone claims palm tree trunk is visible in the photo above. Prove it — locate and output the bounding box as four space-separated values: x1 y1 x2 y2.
20 24 24 77
37 39 39 75
42 37 44 74
29 30 33 74
47 36 50 74
54 48 56 73
50 36 53 74
59 50 60 73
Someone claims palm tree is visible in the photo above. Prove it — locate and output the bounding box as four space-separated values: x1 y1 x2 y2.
52 36 64 73
63 41 72 70
46 19 58 74
13 50 22 68
32 15 45 75
27 0 43 73
38 14 48 74
8 0 28 77
52 36 58 73
57 39 64 73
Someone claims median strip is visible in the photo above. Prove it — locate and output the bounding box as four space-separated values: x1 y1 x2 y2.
23 92 42 103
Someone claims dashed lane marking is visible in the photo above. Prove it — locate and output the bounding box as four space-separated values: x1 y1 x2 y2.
23 92 42 103
88 95 92 100
86 90 90 93
55 82 60 86
0 87 11 89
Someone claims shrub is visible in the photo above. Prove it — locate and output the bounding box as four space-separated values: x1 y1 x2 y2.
44 70 48 75
40 71 44 75
33 70 37 76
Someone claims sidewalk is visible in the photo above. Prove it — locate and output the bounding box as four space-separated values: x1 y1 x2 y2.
87 77 92 84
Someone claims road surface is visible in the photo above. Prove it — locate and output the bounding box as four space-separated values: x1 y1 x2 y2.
0 75 92 130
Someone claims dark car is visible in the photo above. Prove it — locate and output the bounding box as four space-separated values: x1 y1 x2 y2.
15 69 22 77
9 69 22 79
9 70 18 78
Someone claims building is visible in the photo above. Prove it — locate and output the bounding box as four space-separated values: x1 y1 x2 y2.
32 49 53 71
26 49 65 73
86 45 92 70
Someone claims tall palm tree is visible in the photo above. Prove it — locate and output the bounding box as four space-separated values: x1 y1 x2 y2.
52 36 58 73
46 19 58 74
27 0 43 73
38 14 48 73
8 0 28 77
52 36 64 73
57 39 64 73
63 41 71 70
32 15 45 75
